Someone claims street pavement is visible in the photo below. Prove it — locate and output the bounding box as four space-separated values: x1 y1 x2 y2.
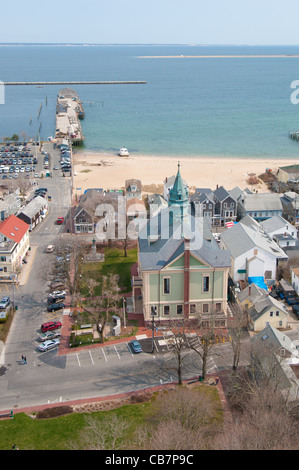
0 143 250 413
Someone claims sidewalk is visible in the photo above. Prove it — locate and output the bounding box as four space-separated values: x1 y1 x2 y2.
18 244 38 286
58 308 159 355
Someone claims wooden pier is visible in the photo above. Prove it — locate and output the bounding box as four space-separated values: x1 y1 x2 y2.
55 88 85 144
3 81 147 86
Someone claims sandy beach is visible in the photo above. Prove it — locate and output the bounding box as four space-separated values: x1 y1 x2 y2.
72 151 297 195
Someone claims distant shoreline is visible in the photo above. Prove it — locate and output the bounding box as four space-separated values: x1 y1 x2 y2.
138 55 299 58
0 43 299 48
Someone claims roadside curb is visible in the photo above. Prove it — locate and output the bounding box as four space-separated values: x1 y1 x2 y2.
0 374 227 417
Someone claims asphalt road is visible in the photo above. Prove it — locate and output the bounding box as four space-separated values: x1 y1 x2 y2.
0 143 246 412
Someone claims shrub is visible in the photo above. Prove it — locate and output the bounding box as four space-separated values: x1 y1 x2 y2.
35 406 73 419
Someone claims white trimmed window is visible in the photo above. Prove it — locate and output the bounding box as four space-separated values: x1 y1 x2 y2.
177 304 183 315
203 276 210 292
163 277 170 294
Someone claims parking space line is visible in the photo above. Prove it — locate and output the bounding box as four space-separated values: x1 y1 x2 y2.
89 350 94 365
102 348 107 362
76 353 81 367
114 345 121 360
127 343 134 357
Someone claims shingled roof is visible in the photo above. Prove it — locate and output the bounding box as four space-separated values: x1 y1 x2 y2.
0 214 29 243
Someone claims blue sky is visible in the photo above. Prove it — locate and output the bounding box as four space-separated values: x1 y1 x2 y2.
1 0 299 44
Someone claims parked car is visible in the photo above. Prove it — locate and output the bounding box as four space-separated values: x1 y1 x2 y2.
47 303 65 312
50 282 66 290
50 290 66 296
38 339 60 352
129 340 142 353
286 297 299 306
0 296 10 309
41 321 62 332
48 295 65 304
56 217 64 225
39 330 61 341
46 245 55 253
270 290 279 299
48 297 65 304
292 305 299 318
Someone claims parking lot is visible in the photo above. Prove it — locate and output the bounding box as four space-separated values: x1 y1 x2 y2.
0 140 71 183
0 142 41 179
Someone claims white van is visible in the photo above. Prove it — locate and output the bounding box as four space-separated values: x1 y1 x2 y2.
46 245 55 253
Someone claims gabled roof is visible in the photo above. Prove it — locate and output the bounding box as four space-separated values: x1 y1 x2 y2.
125 179 142 192
214 186 232 202
138 213 230 271
148 193 168 206
19 195 47 219
278 164 299 174
0 214 29 243
247 295 287 322
237 283 267 304
74 206 94 220
242 192 282 211
260 215 295 234
190 191 215 205
251 324 298 357
220 216 287 259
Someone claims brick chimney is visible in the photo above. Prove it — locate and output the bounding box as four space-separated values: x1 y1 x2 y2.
184 237 190 318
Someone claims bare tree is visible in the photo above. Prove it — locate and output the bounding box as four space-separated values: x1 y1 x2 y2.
80 273 121 342
77 413 129 450
188 314 219 381
9 174 32 198
161 321 189 385
214 369 299 450
228 302 247 371
136 386 220 450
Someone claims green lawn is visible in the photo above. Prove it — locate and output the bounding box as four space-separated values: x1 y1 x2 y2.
0 402 151 450
0 385 222 450
81 247 137 297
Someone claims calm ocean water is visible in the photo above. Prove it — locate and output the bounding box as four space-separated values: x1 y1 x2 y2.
1 44 299 159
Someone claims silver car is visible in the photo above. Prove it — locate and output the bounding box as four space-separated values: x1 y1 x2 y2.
38 330 61 342
38 339 60 352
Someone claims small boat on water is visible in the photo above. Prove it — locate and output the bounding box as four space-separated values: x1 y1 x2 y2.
36 85 43 88
118 148 129 157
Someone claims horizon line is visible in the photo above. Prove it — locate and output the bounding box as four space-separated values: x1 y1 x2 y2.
0 42 299 47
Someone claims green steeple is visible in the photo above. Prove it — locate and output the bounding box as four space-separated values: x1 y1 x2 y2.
168 162 189 219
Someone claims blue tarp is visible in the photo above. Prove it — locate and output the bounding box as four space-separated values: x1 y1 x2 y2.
248 276 268 291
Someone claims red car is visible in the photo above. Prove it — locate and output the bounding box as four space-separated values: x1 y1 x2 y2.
56 217 64 225
41 321 62 333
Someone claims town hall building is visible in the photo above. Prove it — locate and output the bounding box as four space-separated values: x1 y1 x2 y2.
131 163 231 328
